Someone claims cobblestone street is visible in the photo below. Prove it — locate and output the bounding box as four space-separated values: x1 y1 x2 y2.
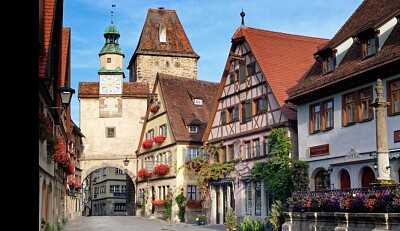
64 216 227 231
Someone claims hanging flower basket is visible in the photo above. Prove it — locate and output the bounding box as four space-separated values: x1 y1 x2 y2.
64 158 75 175
142 139 153 149
54 135 68 164
149 104 160 113
39 112 53 142
153 164 170 175
138 168 152 178
153 135 165 144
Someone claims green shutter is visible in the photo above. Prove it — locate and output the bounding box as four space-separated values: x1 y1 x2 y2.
233 105 239 120
221 110 226 124
229 73 235 84
261 95 267 112
239 61 246 83
245 100 252 121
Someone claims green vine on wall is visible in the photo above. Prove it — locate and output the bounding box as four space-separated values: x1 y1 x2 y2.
178 142 236 203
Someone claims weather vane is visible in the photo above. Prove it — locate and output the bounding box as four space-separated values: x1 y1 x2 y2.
111 4 116 24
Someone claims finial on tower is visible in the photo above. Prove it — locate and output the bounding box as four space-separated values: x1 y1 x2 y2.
240 9 245 27
111 4 116 24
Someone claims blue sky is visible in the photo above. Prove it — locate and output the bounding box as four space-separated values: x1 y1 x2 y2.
64 0 363 126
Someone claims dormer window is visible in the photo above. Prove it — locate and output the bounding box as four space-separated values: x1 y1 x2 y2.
194 98 203 105
362 35 378 58
159 25 166 43
188 126 198 133
324 55 335 74
314 47 336 75
355 27 379 59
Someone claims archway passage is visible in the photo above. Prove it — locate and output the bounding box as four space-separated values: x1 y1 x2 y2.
340 170 351 189
361 168 376 187
315 170 330 191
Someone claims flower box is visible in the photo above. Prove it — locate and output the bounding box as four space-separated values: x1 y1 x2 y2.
142 139 153 149
153 164 170 176
152 199 164 206
39 112 53 142
153 135 165 144
138 168 152 178
186 199 202 209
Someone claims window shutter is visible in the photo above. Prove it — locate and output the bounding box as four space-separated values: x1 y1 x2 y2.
229 73 235 84
261 95 267 112
239 61 246 83
245 100 252 122
221 109 226 124
233 105 239 120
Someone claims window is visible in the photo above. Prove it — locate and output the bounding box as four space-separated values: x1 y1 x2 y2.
239 61 246 83
244 141 251 159
115 168 124 174
255 181 262 216
121 185 126 193
253 139 260 158
342 87 373 126
253 96 267 114
323 55 335 73
263 137 269 156
159 124 167 138
187 148 199 161
194 99 203 105
245 182 253 215
247 62 256 76
106 127 115 138
188 126 198 133
241 100 252 123
114 203 126 212
388 79 400 116
227 105 239 123
107 58 111 63
146 129 154 139
360 88 373 120
187 185 197 200
110 185 120 193
362 35 378 58
310 99 334 134
221 146 227 162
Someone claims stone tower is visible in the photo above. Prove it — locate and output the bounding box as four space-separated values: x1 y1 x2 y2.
127 7 200 92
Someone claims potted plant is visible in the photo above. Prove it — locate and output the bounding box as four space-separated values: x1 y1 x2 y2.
196 214 206 225
149 103 160 113
224 207 236 231
39 112 53 142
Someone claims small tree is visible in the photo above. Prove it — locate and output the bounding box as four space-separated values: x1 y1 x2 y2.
175 193 186 222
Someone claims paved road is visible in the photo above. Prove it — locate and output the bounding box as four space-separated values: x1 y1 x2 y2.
64 216 227 231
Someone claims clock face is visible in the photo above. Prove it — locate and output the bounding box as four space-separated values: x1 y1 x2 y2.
100 75 121 94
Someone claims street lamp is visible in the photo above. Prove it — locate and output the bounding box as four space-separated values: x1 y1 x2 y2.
44 84 75 110
123 157 130 166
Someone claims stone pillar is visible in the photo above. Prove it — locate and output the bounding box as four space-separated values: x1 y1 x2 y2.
371 79 392 183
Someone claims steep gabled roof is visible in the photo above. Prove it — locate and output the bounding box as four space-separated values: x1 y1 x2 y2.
287 0 400 104
231 27 328 119
78 82 149 98
128 8 199 68
158 74 219 142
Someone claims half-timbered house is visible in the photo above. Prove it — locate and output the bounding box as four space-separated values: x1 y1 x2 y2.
202 13 328 224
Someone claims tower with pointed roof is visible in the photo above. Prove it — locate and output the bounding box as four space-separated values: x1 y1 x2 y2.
127 7 200 92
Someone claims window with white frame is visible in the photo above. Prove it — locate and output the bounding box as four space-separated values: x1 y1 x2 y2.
245 182 253 215
244 141 251 159
253 139 260 158
187 185 197 200
194 99 203 105
188 126 198 133
159 124 167 137
110 185 120 193
115 168 124 174
187 148 199 161
388 79 400 116
121 185 126 193
146 129 155 139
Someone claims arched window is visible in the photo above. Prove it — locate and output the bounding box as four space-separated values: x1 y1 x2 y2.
340 170 351 189
315 170 331 191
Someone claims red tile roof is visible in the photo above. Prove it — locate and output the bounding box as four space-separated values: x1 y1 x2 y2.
78 82 149 98
128 8 199 67
231 27 328 119
287 0 400 104
61 28 71 87
157 73 219 142
39 0 57 78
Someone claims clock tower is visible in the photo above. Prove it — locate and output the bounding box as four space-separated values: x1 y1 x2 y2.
98 15 124 95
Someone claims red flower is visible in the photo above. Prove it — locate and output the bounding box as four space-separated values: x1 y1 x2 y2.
149 104 159 113
186 198 202 209
152 199 164 206
142 139 153 149
138 168 152 178
153 135 165 144
153 164 170 175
